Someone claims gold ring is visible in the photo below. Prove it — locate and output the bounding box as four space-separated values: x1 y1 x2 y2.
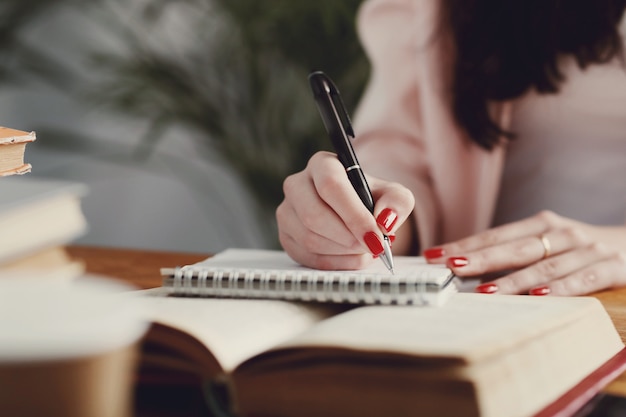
539 234 551 259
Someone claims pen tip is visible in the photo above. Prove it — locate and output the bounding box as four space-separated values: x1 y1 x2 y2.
381 236 394 274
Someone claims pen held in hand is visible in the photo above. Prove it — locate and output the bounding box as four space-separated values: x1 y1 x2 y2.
308 71 394 274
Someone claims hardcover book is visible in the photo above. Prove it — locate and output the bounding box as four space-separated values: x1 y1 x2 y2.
0 176 88 268
134 287 626 417
0 127 35 177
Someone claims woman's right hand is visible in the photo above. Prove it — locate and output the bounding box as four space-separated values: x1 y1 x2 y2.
276 151 415 270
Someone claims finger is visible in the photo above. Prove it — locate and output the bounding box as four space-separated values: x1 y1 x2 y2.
536 251 626 296
425 210 567 261
490 243 614 294
369 176 415 235
449 228 590 277
277 200 360 255
278 232 375 271
282 157 357 249
309 152 388 256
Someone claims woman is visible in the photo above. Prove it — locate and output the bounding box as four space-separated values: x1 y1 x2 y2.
276 0 626 296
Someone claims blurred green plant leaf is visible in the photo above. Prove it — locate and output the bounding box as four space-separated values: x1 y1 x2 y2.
0 0 369 245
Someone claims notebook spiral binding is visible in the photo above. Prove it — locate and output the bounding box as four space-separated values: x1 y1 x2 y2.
167 266 455 306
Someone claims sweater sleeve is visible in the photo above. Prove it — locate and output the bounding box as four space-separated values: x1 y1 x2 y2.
351 0 444 251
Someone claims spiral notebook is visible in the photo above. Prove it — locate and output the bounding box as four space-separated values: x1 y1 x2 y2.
160 249 457 306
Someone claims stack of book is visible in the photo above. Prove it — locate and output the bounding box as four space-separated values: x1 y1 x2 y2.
0 126 88 280
0 126 35 177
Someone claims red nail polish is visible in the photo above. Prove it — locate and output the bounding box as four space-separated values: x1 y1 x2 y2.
388 235 396 243
447 257 469 268
475 283 498 294
529 286 551 296
376 208 398 233
424 247 445 259
364 232 384 256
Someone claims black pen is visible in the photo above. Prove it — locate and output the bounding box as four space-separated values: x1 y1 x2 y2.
308 71 394 274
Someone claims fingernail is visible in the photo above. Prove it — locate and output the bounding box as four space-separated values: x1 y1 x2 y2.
447 256 469 268
424 247 445 259
376 208 398 233
529 286 551 296
475 283 498 294
364 231 384 256
388 235 396 244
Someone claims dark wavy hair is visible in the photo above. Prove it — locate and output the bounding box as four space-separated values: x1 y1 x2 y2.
442 0 626 150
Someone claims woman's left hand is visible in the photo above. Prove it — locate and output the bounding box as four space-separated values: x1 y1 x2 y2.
423 211 626 296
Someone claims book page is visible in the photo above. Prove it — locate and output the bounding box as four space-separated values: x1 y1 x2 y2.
167 248 452 284
134 288 343 373
273 292 620 363
190 248 449 277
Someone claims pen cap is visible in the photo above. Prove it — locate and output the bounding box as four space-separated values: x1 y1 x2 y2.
308 72 358 164
308 71 375 212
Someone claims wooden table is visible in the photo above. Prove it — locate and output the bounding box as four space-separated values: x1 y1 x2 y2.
67 245 208 290
66 245 626 403
593 288 626 396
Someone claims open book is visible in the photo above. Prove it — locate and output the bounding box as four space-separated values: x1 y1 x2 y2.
134 289 626 417
160 249 457 306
